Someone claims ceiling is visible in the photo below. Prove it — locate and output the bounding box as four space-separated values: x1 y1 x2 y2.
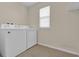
21 2 38 6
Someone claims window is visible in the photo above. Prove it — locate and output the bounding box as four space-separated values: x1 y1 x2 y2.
39 6 50 28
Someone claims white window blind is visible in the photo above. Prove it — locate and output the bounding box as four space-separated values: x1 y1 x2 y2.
39 6 50 28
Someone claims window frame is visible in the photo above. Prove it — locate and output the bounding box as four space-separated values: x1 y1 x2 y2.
39 6 51 29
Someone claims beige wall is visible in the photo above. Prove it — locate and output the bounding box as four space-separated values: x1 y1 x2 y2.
0 2 28 25
1 2 79 54
29 2 79 54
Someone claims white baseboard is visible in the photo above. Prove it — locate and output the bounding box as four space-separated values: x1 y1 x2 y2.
38 43 79 56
